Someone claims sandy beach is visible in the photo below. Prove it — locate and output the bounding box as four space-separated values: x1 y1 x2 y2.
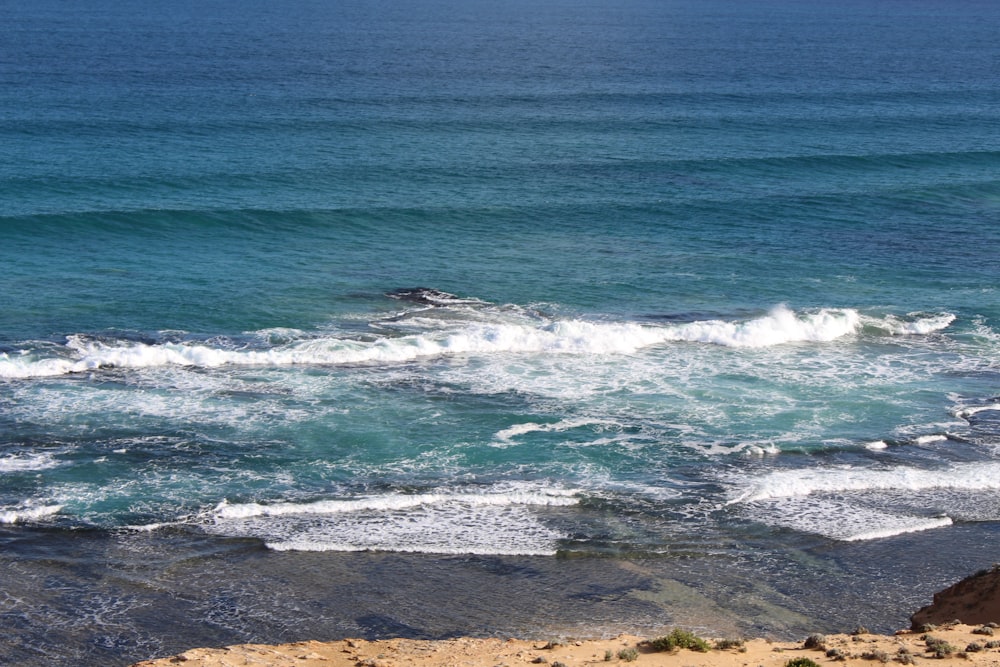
131 568 1000 667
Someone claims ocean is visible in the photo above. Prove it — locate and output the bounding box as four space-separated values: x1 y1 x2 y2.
2 0 1000 664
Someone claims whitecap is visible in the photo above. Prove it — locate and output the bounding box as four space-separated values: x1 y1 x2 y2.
955 403 1000 419
664 305 861 348
729 461 1000 505
494 418 619 441
741 442 781 457
739 496 952 542
213 487 579 519
0 452 60 473
873 312 956 335
207 485 579 556
0 503 62 524
0 304 952 380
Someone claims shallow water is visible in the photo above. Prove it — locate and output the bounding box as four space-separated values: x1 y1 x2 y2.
4 523 1000 666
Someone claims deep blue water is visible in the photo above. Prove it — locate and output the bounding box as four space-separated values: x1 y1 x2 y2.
2 0 1000 664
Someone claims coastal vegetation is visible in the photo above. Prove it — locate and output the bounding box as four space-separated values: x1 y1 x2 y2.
645 629 712 653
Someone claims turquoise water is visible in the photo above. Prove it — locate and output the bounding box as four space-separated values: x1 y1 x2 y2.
2 0 1000 664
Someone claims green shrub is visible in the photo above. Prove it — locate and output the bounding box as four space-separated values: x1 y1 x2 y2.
923 636 956 658
647 628 711 653
784 658 821 667
617 647 639 662
861 650 889 662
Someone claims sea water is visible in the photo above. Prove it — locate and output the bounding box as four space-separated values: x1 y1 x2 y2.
2 0 1000 664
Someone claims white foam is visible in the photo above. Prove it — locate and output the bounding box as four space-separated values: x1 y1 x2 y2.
664 305 861 348
955 404 1000 419
914 434 948 445
207 486 579 555
0 306 883 379
741 496 953 541
494 418 619 441
261 505 564 555
730 461 1000 504
0 452 60 473
126 520 186 532
740 442 781 457
214 487 579 519
845 516 953 540
874 312 956 335
864 440 889 450
252 327 309 344
0 503 62 524
0 352 79 379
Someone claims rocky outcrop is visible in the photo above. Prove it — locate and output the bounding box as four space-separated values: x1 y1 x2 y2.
912 565 1000 629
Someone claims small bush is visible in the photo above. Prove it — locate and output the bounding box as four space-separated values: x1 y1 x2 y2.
973 626 995 636
985 640 1000 649
647 628 711 653
604 649 614 661
715 638 745 650
617 647 639 662
861 650 890 663
966 643 983 653
826 648 847 661
784 658 821 667
924 636 956 658
803 634 826 650
934 644 957 657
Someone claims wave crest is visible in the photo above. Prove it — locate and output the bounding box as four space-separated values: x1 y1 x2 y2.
0 304 953 379
207 486 579 555
730 461 1000 505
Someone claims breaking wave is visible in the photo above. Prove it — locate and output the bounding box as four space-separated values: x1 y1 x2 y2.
0 305 954 380
729 461 1000 541
206 486 580 555
0 452 61 473
0 503 63 525
729 461 1000 504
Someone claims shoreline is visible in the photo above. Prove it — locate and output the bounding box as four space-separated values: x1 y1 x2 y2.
130 624 1000 667
130 567 1000 667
